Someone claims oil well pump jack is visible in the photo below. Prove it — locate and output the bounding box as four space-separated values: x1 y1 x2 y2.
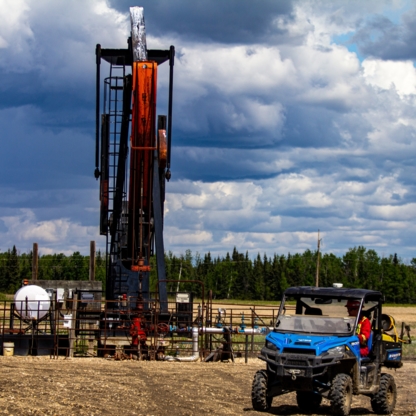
94 7 174 316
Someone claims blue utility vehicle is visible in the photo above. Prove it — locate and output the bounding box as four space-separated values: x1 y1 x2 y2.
252 286 404 415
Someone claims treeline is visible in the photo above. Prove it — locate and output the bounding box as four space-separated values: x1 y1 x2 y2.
1 246 416 303
0 246 106 294
165 247 416 304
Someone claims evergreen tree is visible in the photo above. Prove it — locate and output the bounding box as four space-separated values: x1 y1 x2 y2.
95 250 106 290
54 253 68 280
0 251 7 292
363 249 380 290
320 253 343 287
263 254 275 300
251 253 265 300
408 260 416 303
243 251 253 299
230 248 248 299
380 256 396 301
285 253 305 287
64 251 88 280
342 247 360 287
38 254 55 280
19 251 32 282
301 249 316 286
6 246 20 293
273 254 288 297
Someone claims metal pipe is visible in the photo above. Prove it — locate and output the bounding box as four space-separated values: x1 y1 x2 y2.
170 326 271 335
237 327 270 335
166 45 175 179
199 326 270 335
130 7 148 62
94 44 101 179
165 327 199 362
200 327 230 334
164 325 270 362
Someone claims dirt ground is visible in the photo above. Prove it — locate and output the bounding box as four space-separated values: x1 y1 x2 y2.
0 356 415 416
0 306 414 416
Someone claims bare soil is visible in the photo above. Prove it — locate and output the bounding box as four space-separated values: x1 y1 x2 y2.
0 356 415 416
382 306 416 325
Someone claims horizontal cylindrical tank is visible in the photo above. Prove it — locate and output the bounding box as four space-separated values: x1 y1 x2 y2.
14 285 51 320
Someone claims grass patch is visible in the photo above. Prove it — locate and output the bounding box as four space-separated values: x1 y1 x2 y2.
208 299 416 307
383 303 416 307
402 340 416 359
210 299 281 306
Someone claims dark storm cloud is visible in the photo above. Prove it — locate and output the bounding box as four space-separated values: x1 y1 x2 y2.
109 0 294 44
0 105 94 190
282 106 348 148
171 150 281 182
172 102 350 151
0 74 95 137
353 9 416 60
169 107 376 183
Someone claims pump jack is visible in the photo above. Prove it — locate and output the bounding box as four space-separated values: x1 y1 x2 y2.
94 7 173 322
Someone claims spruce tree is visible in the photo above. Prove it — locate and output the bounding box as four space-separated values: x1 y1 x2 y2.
6 245 20 293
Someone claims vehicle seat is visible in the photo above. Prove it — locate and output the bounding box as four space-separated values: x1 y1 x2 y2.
304 307 322 316
361 331 374 363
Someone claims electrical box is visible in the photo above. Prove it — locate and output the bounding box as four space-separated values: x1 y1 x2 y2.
176 292 191 303
45 288 64 303
175 292 193 329
57 288 64 303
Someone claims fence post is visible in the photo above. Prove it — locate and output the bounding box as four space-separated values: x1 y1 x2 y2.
54 291 60 359
88 241 96 355
251 307 255 353
68 293 78 358
32 242 38 280
89 241 96 281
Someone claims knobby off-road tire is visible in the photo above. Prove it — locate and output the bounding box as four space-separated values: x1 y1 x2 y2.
329 373 353 416
251 370 272 411
296 391 322 413
370 373 397 415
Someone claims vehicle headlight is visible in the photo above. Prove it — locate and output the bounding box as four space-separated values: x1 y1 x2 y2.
326 346 345 355
266 341 278 351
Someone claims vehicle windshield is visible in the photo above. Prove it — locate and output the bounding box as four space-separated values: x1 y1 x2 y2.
275 296 375 335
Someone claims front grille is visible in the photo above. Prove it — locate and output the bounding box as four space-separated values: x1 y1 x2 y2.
286 359 306 366
283 348 316 355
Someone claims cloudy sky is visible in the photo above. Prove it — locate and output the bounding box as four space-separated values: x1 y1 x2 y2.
1 0 416 261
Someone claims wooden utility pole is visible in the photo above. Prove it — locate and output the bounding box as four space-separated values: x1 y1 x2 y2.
32 242 38 281
89 241 96 281
315 231 322 287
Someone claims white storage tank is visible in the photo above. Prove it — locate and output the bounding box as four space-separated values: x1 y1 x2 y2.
14 285 51 320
